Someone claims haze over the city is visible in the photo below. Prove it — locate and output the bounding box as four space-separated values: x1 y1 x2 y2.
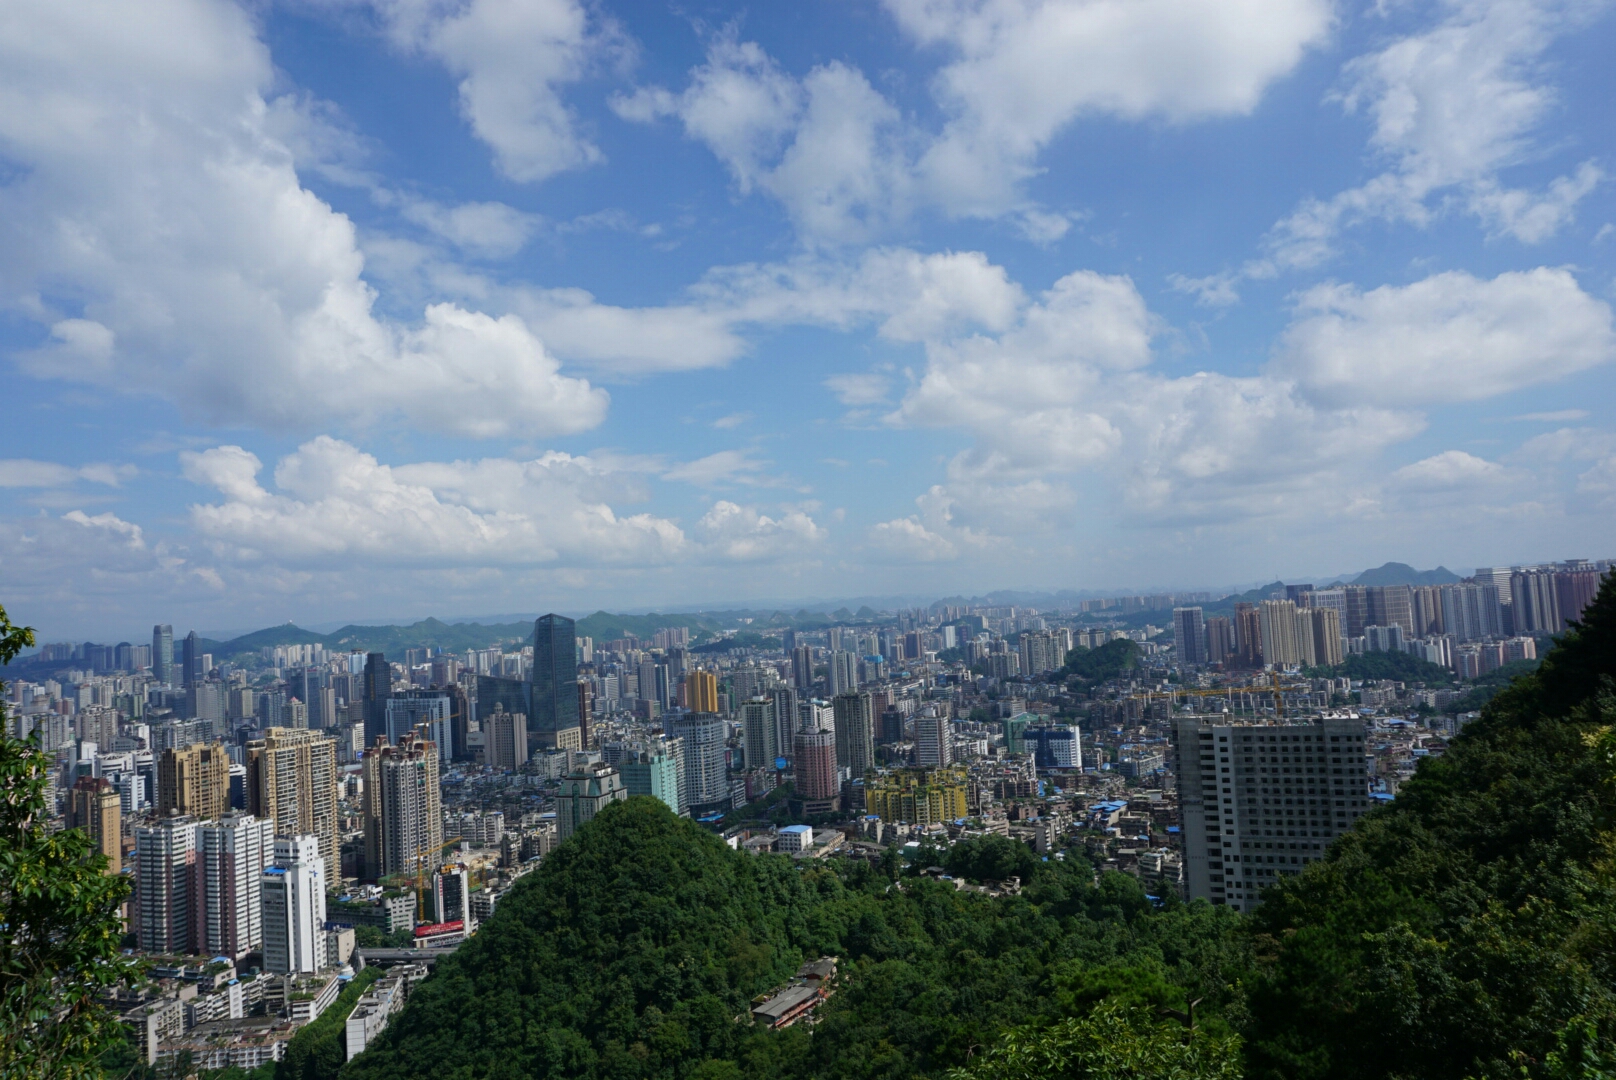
2 0 1614 638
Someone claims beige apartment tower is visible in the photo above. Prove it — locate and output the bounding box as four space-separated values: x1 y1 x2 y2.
247 727 340 885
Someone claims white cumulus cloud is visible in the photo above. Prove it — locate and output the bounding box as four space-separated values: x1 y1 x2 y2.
1274 268 1616 407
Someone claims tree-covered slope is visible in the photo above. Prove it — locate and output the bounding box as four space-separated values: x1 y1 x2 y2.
1244 571 1616 1080
344 808 1247 1080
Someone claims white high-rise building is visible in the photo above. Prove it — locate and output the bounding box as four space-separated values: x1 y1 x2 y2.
668 712 728 809
1172 715 1371 913
134 814 197 954
198 812 273 961
914 708 951 768
262 835 327 974
431 864 473 928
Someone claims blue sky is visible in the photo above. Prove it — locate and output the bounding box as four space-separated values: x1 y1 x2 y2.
2 0 1614 638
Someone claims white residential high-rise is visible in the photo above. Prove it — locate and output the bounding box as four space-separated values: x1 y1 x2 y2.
262 834 327 974
828 651 859 696
134 814 197 954
668 712 728 809
431 864 472 928
1172 715 1371 913
198 812 273 960
914 708 951 768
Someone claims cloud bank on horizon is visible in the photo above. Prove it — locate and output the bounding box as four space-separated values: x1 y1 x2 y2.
1 0 1613 636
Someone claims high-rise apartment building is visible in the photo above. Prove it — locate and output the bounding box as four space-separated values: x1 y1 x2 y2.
1024 725 1081 769
1234 604 1263 668
484 708 528 770
669 712 728 810
1366 585 1414 636
914 707 951 768
684 669 719 714
197 812 272 960
69 775 122 874
262 835 326 974
361 731 443 882
1258 600 1309 669
828 651 859 696
1173 607 1207 667
555 762 627 840
531 614 581 749
792 728 839 806
1172 715 1370 912
152 624 174 686
1511 570 1561 634
1308 608 1344 667
769 687 798 763
791 645 814 691
157 742 231 822
1440 583 1504 642
135 814 197 954
1206 617 1235 666
832 692 874 782
362 653 391 747
247 727 340 885
741 698 778 769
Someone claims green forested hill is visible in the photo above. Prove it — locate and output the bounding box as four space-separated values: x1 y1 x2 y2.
343 801 1247 1080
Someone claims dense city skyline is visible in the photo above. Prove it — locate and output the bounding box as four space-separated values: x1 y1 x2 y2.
2 0 1614 634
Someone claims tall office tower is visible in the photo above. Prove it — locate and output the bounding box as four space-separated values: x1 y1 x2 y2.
1234 604 1263 668
247 728 340 885
1258 601 1310 669
262 835 327 974
134 814 197 954
157 742 231 821
532 614 581 749
914 708 951 768
362 653 391 747
386 690 454 760
361 731 443 881
668 712 728 810
781 629 797 654
1366 585 1414 636
440 682 470 762
793 728 839 805
485 708 529 770
1172 715 1371 912
741 698 777 769
555 763 628 840
791 645 814 690
1173 608 1208 666
1284 583 1314 604
621 750 681 814
832 692 874 782
1206 617 1235 666
69 776 122 874
197 812 272 960
684 669 719 714
828 651 859 696
769 687 799 763
1308 608 1344 667
1341 587 1371 638
181 630 204 686
1511 570 1562 634
431 865 472 927
152 624 175 686
1557 570 1601 630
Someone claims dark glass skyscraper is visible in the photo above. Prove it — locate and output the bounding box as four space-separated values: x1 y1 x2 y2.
181 630 203 686
530 614 579 746
362 652 391 747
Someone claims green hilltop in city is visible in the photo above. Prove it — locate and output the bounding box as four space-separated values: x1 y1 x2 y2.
2 564 1616 1080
